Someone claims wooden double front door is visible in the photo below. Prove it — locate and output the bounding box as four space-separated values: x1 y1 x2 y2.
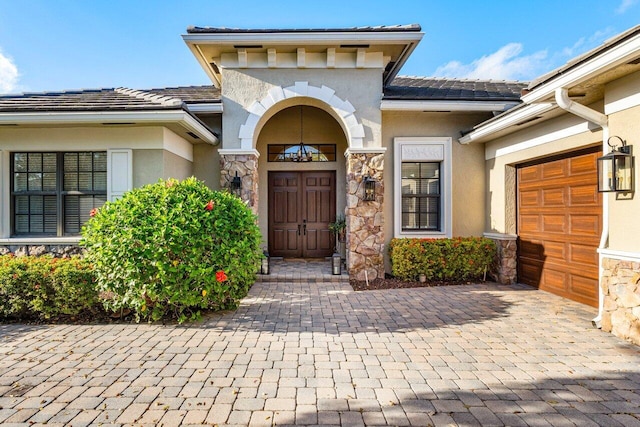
268 171 335 258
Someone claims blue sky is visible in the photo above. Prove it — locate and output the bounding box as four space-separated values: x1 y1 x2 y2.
0 0 638 94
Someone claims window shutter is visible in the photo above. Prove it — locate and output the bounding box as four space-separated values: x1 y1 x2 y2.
107 149 132 201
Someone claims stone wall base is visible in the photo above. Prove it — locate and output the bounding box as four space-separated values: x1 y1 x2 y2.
220 153 259 214
0 245 83 258
601 257 640 346
485 234 517 285
345 151 385 281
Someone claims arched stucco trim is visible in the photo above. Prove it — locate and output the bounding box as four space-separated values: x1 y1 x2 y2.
237 81 365 150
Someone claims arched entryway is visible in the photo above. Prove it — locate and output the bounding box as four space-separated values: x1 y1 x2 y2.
220 82 387 279
256 105 348 258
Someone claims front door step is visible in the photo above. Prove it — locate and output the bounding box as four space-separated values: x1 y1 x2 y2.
256 258 347 283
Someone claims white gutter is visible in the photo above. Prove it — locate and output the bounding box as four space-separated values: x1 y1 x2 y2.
554 88 607 127
459 103 555 144
186 103 223 113
381 100 518 112
554 87 608 327
0 110 218 145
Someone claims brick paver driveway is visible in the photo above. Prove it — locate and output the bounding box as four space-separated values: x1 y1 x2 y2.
1 281 639 426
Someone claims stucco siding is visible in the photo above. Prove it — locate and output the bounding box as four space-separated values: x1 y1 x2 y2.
221 68 382 149
193 144 220 190
133 149 163 187
381 111 490 271
163 150 193 180
606 104 640 253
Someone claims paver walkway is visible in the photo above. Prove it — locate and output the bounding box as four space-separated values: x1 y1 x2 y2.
1 280 639 426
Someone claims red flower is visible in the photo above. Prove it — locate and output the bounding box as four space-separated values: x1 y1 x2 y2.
205 200 214 211
216 270 228 282
166 180 175 188
89 208 99 217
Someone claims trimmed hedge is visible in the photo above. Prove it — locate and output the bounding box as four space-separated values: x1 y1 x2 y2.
0 255 98 320
81 177 263 323
389 237 496 281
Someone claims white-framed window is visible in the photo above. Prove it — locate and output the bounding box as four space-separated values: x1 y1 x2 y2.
11 151 108 236
394 137 452 238
0 148 132 240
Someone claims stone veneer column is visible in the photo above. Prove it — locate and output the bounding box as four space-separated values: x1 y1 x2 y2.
219 152 259 214
484 233 518 284
601 256 640 346
345 150 385 281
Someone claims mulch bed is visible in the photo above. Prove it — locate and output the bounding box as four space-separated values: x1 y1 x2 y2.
350 275 485 291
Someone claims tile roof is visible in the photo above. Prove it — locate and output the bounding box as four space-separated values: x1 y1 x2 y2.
0 78 525 112
186 24 421 34
147 85 221 103
0 86 220 113
384 76 527 101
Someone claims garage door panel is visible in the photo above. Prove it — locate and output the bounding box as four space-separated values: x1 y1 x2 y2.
542 240 566 261
570 152 599 174
519 190 539 206
570 214 600 235
519 215 540 233
542 215 566 233
517 147 601 307
519 239 545 258
519 259 543 286
541 268 567 294
569 275 600 305
570 243 599 266
542 188 565 206
542 161 567 179
519 166 541 182
570 184 599 205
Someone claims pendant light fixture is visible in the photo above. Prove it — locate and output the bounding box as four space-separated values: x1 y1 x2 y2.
294 106 312 162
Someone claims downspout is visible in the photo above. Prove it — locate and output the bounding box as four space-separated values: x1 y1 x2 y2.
554 88 608 327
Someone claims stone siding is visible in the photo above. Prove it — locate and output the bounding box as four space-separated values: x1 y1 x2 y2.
487 237 517 285
220 153 259 214
345 152 385 281
0 245 83 258
601 257 640 346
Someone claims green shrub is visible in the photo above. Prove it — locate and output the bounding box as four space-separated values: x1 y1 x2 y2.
0 255 98 320
389 237 496 281
81 177 263 322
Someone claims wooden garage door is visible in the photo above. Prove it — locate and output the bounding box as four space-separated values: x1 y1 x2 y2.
517 147 601 307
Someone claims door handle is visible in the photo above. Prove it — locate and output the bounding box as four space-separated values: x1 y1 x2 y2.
303 219 307 235
297 224 301 236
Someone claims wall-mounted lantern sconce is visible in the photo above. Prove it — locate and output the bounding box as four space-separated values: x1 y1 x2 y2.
363 175 376 201
230 171 242 196
598 136 634 193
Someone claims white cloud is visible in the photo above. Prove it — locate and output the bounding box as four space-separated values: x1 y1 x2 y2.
433 27 618 82
0 48 19 94
561 28 615 57
433 43 548 81
616 0 638 14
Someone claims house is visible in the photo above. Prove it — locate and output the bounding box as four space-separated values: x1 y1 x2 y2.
0 24 638 344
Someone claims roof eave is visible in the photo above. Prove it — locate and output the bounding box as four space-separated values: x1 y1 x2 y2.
380 99 520 112
523 27 640 104
458 103 555 144
182 30 424 87
0 110 219 145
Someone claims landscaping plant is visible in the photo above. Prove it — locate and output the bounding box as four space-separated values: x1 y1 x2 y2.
389 237 496 282
0 255 98 320
81 177 263 322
